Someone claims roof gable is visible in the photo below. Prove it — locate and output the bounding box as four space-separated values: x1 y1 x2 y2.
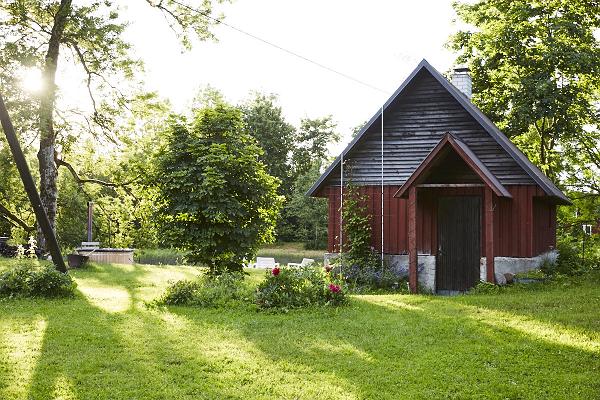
307 59 569 204
394 133 511 198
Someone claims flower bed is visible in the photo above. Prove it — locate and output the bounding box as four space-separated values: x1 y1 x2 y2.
255 265 346 311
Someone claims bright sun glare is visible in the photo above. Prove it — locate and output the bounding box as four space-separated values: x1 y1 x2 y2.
20 67 43 94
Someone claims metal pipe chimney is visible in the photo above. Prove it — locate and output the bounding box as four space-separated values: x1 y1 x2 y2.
87 201 93 242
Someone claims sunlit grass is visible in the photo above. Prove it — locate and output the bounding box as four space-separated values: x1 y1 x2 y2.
77 279 132 313
0 259 598 399
463 305 600 353
0 317 46 399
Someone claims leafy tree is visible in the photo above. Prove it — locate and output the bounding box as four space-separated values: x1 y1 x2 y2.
449 0 600 184
280 163 329 248
154 103 283 273
241 93 296 194
0 0 222 253
293 116 340 177
278 116 339 244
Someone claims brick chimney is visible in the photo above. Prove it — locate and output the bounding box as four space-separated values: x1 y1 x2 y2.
451 65 472 100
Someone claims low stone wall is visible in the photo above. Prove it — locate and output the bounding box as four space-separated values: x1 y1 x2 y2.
480 250 558 281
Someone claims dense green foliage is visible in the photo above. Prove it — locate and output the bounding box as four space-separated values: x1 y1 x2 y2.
241 93 297 194
340 185 375 266
155 272 252 308
153 103 283 273
0 0 222 258
450 0 600 269
0 261 598 399
279 163 329 249
449 0 600 187
0 260 76 298
556 195 600 271
241 93 339 244
255 265 346 311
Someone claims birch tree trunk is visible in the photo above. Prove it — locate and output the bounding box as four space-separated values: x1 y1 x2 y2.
37 0 72 250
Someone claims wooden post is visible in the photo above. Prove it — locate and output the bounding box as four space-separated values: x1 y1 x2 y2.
0 94 67 272
484 186 495 282
408 186 418 293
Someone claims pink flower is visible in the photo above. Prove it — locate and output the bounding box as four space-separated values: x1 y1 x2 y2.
272 267 280 276
329 284 341 293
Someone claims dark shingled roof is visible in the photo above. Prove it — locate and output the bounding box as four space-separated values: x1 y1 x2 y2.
307 59 570 204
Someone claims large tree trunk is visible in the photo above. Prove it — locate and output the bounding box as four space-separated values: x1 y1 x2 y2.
37 0 72 250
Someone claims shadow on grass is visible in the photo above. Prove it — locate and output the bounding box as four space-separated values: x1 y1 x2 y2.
7 295 250 398
1 264 598 399
167 294 600 400
0 264 242 399
453 272 600 335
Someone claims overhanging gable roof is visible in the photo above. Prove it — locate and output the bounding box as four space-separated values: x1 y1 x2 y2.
307 59 570 204
394 133 512 198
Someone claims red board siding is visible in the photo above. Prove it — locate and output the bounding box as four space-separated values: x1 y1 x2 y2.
533 198 557 254
325 184 555 258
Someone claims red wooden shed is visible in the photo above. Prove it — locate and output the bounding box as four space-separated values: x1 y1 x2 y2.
308 59 570 293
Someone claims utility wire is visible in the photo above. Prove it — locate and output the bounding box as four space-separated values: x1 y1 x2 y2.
171 0 390 95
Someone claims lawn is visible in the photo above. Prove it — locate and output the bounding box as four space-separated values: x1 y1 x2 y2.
257 242 326 265
0 260 598 400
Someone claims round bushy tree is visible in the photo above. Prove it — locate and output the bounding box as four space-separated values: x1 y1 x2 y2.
155 103 283 273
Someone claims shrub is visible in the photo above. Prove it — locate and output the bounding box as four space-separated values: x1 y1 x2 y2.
468 281 503 295
255 265 346 310
543 241 586 276
156 272 252 308
153 104 283 274
539 250 560 276
157 280 201 305
0 262 77 298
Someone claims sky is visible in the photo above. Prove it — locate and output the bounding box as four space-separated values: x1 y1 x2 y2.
45 0 462 155
121 0 463 153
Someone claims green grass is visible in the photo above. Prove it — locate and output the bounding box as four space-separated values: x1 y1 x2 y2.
0 260 599 399
257 242 326 265
134 248 187 265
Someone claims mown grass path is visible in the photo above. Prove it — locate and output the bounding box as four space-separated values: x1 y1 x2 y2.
0 262 598 399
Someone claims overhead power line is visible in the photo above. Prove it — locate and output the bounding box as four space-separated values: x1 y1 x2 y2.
171 0 390 94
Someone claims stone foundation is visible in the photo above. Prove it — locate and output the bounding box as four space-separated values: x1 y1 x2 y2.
323 250 558 293
480 250 558 281
386 254 436 293
323 252 436 292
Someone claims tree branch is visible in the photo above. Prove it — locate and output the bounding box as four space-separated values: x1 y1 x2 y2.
55 157 135 187
0 203 35 232
55 157 141 204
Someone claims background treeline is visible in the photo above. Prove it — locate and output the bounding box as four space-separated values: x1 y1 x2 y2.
0 89 338 252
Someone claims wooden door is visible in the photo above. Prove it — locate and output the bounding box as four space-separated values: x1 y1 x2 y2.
436 196 481 292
